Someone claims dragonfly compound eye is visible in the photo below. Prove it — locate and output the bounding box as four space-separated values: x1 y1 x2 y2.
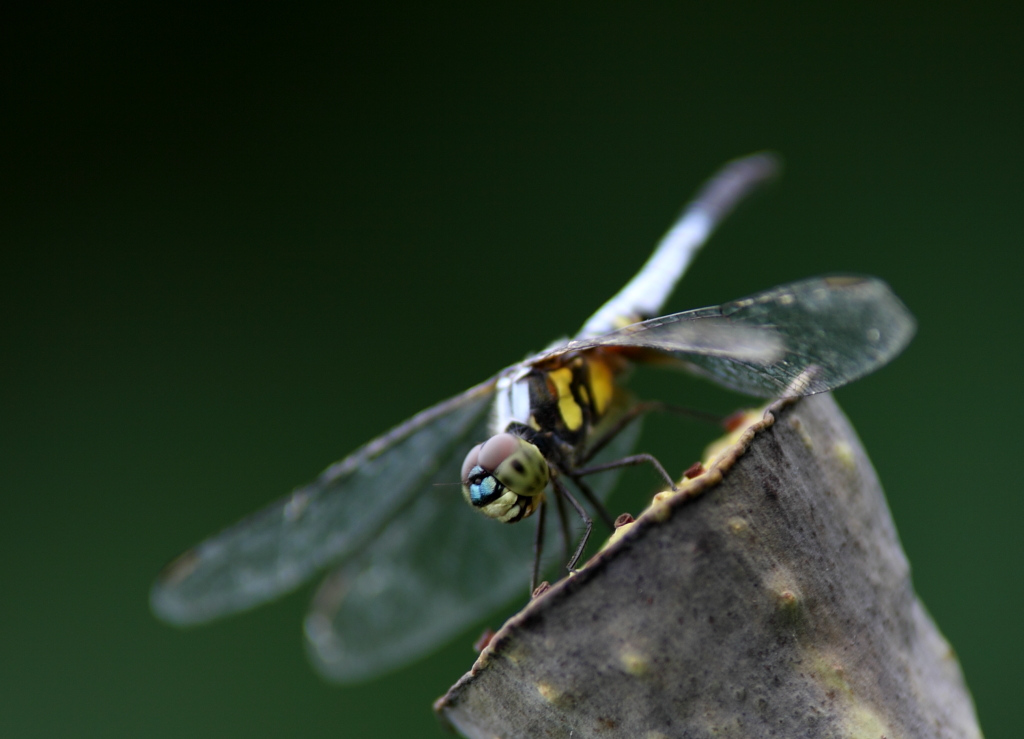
461 433 550 523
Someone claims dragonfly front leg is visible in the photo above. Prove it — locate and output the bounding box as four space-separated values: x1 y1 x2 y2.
551 475 593 573
567 473 617 531
531 496 547 593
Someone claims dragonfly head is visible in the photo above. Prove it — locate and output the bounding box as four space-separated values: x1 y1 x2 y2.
461 433 549 523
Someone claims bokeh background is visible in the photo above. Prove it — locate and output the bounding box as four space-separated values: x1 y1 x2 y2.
3 5 1020 737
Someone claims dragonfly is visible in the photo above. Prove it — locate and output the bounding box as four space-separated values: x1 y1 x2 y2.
150 153 916 684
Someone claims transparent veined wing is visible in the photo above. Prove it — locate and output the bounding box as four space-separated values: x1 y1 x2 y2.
150 377 499 626
152 366 641 682
303 412 643 683
561 276 916 398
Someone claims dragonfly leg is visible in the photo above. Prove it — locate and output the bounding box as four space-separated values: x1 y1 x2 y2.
574 453 679 493
580 401 661 464
553 479 572 565
531 497 547 593
552 475 593 572
568 473 617 531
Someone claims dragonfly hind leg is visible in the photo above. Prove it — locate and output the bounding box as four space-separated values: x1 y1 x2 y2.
574 453 679 494
533 439 683 587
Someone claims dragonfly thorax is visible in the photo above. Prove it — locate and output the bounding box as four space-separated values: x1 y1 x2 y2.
461 433 549 523
494 353 621 441
463 352 625 524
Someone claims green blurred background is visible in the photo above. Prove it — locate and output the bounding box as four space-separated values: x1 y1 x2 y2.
3 5 1020 737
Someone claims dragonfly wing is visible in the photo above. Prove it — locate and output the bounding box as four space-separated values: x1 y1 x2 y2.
568 276 916 398
150 378 497 626
577 153 780 338
303 415 644 683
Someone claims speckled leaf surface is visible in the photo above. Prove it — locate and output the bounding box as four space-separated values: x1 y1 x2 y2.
436 394 981 739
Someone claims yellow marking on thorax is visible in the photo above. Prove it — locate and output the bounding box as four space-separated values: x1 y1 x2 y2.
548 367 583 431
587 356 615 416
